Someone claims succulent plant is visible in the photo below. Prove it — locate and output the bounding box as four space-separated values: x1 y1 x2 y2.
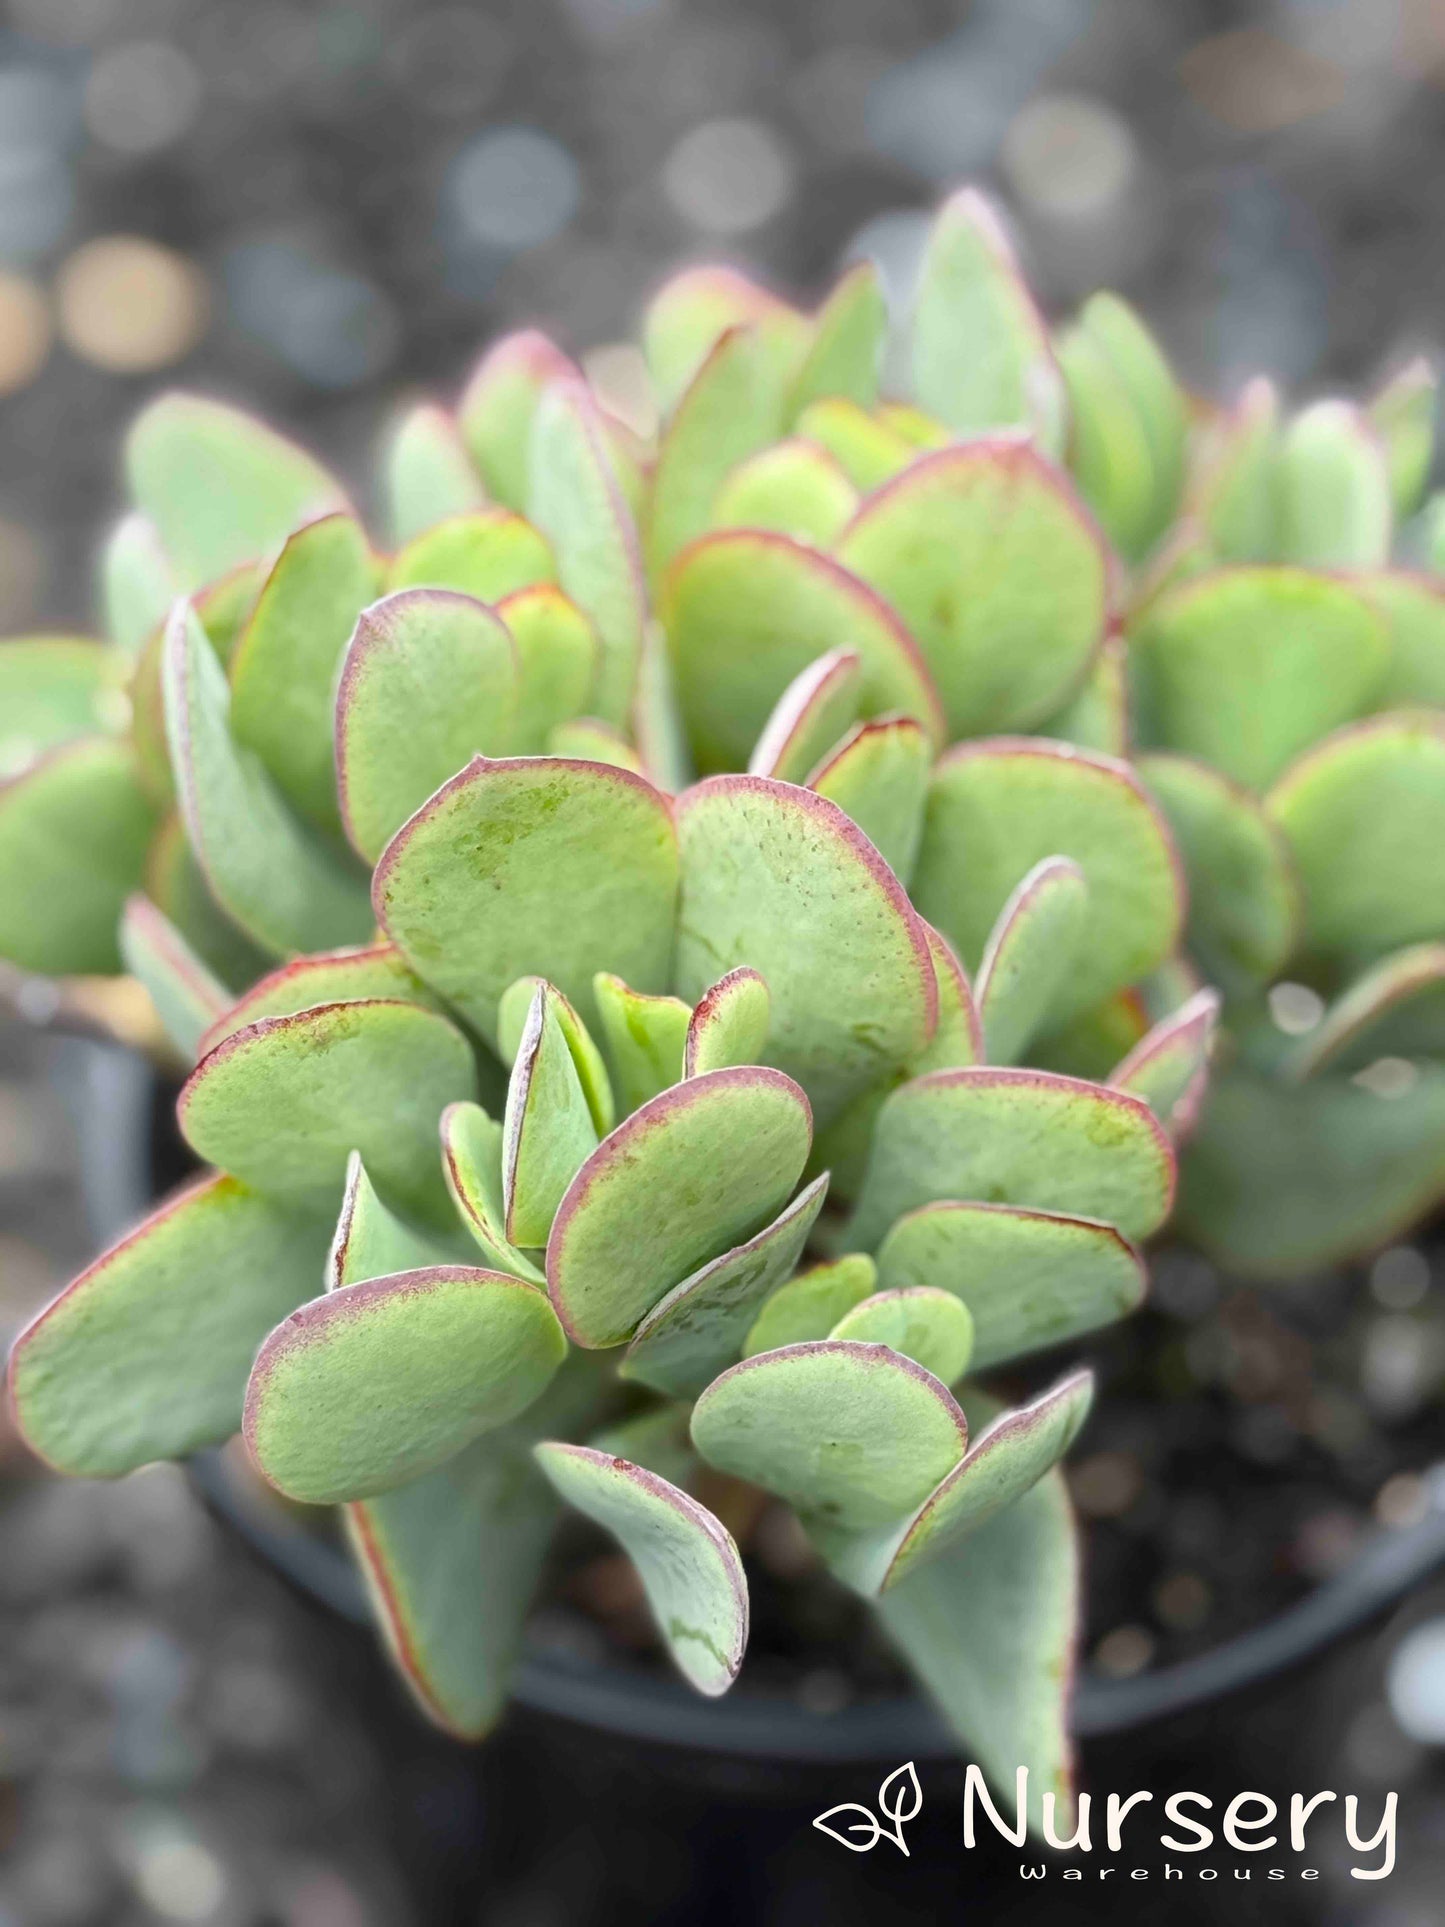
1 175 1438 1818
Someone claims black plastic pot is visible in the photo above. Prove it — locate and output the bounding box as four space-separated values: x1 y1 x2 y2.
59 1034 1445 1766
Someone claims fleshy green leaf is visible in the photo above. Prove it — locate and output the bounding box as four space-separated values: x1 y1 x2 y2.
228 513 378 836
743 1253 877 1356
1057 322 1159 564
244 1266 567 1502
684 967 770 1078
875 1403 1080 1832
849 1066 1175 1252
588 1403 697 1488
915 923 984 1072
1365 572 1445 709
1286 944 1445 1081
1274 400 1392 569
497 584 599 752
836 443 1109 737
647 327 791 577
528 379 646 727
975 857 1089 1065
1192 376 1279 562
102 513 176 655
1266 714 1445 959
534 1444 748 1696
375 755 678 1046
807 717 931 885
911 187 1066 455
388 510 554 603
0 637 128 774
502 983 600 1247
142 815 273 992
709 440 859 545
1036 632 1128 758
335 590 518 862
180 999 475 1223
621 1174 828 1399
199 942 441 1054
1368 357 1436 520
546 1066 812 1348
643 266 807 417
126 393 348 590
1138 752 1300 998
545 717 643 771
119 893 229 1058
664 529 943 774
787 261 888 420
440 1101 546 1284
8 1174 329 1476
1131 568 1389 792
384 403 486 546
328 1152 460 1290
1109 987 1219 1135
876 1200 1145 1371
163 603 373 958
497 975 614 1135
0 739 159 974
821 1370 1092 1597
797 397 916 491
1181 1064 1445 1277
747 648 861 783
457 329 579 510
674 775 937 1126
828 1286 974 1387
691 1340 968 1529
592 971 691 1112
1062 292 1186 559
912 740 1182 1034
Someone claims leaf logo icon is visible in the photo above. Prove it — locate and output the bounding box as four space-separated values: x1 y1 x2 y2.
813 1762 921 1855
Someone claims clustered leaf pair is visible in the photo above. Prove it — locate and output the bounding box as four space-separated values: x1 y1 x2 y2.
1 180 1441 1822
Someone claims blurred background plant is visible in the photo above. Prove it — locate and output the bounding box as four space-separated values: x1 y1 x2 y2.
4 2 1445 1924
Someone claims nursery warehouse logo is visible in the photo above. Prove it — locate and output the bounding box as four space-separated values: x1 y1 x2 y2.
813 1765 1399 1882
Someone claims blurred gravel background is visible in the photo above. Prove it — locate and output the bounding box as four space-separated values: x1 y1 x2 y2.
3 0 1445 1921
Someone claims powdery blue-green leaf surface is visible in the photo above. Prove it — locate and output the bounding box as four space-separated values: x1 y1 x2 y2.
245 1266 567 1502
874 1395 1081 1830
1181 1065 1445 1277
674 775 936 1126
388 511 554 604
198 942 440 1054
181 999 475 1223
1286 945 1445 1081
546 1065 813 1348
142 815 274 993
1273 400 1392 569
622 1174 828 1399
534 1445 748 1696
0 738 159 974
849 1066 1175 1253
497 585 599 753
876 1200 1145 1371
1130 569 1389 792
457 330 579 509
691 1340 968 1530
975 858 1088 1066
375 756 678 1046
497 976 613 1135
806 717 931 885
120 894 229 1058
383 404 486 546
684 967 770 1079
228 513 378 835
588 1404 696 1489
1266 714 1445 960
163 603 373 958
335 590 518 861
709 440 859 546
440 1102 545 1285
592 972 691 1113
836 443 1109 739
502 984 600 1247
528 379 646 727
746 649 861 783
1109 988 1219 1136
663 530 944 774
911 188 1066 454
912 741 1182 1034
126 393 348 589
828 1287 974 1387
915 923 984 1072
8 1174 329 1476
1137 753 1300 998
327 1152 461 1291
743 1253 877 1356
821 1370 1093 1597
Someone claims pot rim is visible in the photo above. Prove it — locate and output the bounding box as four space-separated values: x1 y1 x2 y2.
61 1032 1445 1763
